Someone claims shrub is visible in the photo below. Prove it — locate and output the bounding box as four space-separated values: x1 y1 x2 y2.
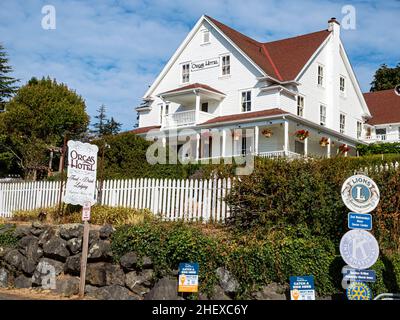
357 143 400 155
0 224 18 247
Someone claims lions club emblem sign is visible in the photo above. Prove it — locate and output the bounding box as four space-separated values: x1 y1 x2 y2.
341 175 380 214
339 229 379 270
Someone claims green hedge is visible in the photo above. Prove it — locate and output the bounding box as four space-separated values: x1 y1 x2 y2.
0 224 18 247
357 143 400 155
110 222 400 298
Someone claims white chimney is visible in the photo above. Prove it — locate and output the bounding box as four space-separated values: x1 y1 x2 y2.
328 17 340 38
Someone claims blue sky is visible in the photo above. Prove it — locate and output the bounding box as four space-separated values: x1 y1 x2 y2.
0 0 399 131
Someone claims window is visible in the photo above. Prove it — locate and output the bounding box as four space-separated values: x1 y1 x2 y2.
357 121 362 139
241 91 251 112
340 76 345 93
318 65 324 86
241 136 247 155
340 114 346 134
201 102 208 113
221 55 230 76
297 96 304 117
203 30 210 44
182 63 190 83
376 128 387 141
320 105 326 126
160 104 169 123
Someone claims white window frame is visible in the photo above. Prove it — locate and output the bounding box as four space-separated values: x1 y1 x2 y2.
317 64 324 87
240 90 252 112
201 29 210 45
340 113 346 134
181 62 190 84
320 104 327 126
297 95 304 117
220 54 231 76
357 121 362 139
340 75 346 95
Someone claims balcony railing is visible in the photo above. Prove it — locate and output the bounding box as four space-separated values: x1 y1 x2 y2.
163 110 216 128
363 133 400 143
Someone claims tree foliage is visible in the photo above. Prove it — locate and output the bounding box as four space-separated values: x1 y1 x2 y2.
370 63 400 92
91 104 122 137
0 44 19 110
0 77 89 178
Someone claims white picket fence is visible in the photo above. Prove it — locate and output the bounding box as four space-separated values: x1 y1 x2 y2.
355 161 400 174
0 178 232 222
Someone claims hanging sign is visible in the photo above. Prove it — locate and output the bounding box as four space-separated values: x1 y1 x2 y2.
82 201 91 221
178 263 199 293
64 141 99 206
344 268 376 283
339 229 379 270
289 276 315 300
341 175 380 214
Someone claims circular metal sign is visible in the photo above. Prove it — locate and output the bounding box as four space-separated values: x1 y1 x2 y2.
340 229 379 269
341 175 380 213
346 281 372 300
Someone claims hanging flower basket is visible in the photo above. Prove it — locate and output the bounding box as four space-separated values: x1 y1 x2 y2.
294 129 309 141
339 144 350 154
319 137 329 147
261 128 273 138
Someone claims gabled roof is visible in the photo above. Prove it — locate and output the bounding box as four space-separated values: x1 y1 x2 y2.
201 108 288 125
205 15 331 81
363 89 400 125
160 83 225 96
130 125 161 134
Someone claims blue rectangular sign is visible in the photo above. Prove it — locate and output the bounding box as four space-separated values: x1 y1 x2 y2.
348 212 372 230
289 276 315 300
344 269 376 282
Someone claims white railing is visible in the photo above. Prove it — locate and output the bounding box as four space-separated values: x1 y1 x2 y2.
363 133 400 143
163 110 216 128
0 178 232 223
258 150 302 159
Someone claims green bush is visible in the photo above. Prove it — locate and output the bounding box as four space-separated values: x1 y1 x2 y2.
357 143 400 155
0 224 18 247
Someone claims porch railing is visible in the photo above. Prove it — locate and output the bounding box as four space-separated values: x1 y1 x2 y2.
163 110 217 128
363 133 400 143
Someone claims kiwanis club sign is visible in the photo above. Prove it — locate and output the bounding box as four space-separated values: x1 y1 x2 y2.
64 140 99 206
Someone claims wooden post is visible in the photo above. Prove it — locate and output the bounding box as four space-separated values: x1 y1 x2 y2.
57 134 68 217
79 219 90 298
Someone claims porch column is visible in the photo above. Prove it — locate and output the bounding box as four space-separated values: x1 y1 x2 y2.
283 120 289 156
304 137 308 157
195 133 200 161
345 144 348 157
222 129 226 157
161 100 166 127
195 92 201 125
254 126 259 155
327 138 331 158
162 137 167 148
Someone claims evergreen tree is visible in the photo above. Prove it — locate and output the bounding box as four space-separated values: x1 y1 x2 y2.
104 117 122 135
92 104 121 136
0 44 19 110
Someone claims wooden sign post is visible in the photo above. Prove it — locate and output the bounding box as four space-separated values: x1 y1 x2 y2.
63 140 98 299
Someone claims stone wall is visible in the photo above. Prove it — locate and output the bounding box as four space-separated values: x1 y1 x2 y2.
0 223 288 300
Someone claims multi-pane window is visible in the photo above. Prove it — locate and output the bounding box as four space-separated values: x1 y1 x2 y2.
340 114 346 134
241 90 251 112
160 104 169 123
376 128 387 141
221 55 230 76
297 96 304 117
182 63 190 83
340 76 345 93
357 121 362 139
203 30 210 43
320 105 326 126
318 65 324 86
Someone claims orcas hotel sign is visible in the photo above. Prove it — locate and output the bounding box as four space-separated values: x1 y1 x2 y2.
191 58 219 71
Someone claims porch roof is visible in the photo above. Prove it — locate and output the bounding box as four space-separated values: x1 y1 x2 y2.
200 108 289 125
159 83 225 97
130 125 161 134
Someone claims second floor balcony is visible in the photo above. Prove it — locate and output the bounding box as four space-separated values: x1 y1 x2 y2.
362 132 400 143
158 83 225 129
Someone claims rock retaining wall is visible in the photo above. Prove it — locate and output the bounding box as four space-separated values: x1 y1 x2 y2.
0 223 288 300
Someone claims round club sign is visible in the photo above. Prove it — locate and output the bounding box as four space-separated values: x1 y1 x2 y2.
340 229 379 269
346 281 372 300
341 175 380 214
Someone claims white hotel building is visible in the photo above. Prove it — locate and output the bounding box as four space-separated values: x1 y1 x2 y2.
132 15 399 160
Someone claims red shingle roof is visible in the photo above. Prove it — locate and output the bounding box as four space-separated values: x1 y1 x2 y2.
364 89 400 125
206 16 331 81
161 83 225 95
201 108 289 125
130 125 161 134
